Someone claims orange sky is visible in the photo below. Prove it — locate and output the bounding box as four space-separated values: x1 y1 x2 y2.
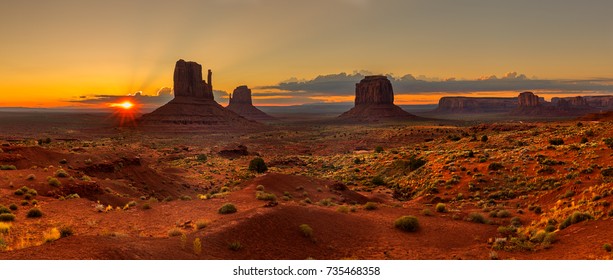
1 1 612 108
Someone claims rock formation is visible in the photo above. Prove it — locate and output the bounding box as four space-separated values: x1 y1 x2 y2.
338 75 419 121
226 85 275 122
138 59 257 128
517 92 540 107
434 97 518 113
173 59 213 99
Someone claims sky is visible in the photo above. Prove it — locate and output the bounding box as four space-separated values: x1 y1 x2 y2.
1 0 613 108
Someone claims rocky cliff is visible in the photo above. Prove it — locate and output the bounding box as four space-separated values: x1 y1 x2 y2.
434 97 517 113
338 76 419 121
226 85 275 122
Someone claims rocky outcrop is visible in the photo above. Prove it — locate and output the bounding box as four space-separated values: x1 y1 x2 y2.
338 75 419 121
173 59 213 99
355 75 394 105
553 96 613 110
226 85 275 122
138 60 258 129
517 92 540 107
434 97 517 113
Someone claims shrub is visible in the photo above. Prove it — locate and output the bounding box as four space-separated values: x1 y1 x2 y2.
228 241 242 251
468 212 487 224
604 243 612 252
26 174 36 181
603 138 613 149
435 203 446 213
363 202 378 210
374 146 384 153
43 228 61 243
488 163 503 171
496 210 511 218
248 157 268 173
559 211 593 230
0 213 15 222
59 226 73 237
218 203 237 214
168 228 182 237
255 185 265 191
337 205 350 213
549 138 564 146
421 208 434 216
196 220 209 230
481 135 488 142
394 216 420 232
497 226 516 236
196 154 207 162
256 191 276 201
13 189 24 196
55 169 69 178
141 203 151 210
179 195 192 201
8 204 17 211
299 224 313 237
371 176 385 186
0 165 17 170
48 177 61 187
0 206 10 214
193 238 202 255
26 208 43 218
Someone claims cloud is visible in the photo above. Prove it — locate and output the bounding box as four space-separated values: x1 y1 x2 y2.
259 71 613 103
69 87 232 108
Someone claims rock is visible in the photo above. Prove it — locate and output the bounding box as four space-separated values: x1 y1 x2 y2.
434 97 518 113
138 59 259 129
226 85 275 122
355 75 394 105
173 59 213 99
228 85 252 105
218 144 249 159
517 91 540 107
338 75 419 121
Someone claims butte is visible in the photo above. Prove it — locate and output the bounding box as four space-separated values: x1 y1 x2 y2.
338 75 420 121
226 85 275 122
138 59 257 129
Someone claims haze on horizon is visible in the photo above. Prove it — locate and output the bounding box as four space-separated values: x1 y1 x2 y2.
1 0 613 108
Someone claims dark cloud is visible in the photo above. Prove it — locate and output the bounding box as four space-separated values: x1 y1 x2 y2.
69 88 231 108
259 71 613 98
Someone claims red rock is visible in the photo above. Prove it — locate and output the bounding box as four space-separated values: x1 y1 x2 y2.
226 85 275 122
517 91 540 107
434 97 517 113
139 60 258 129
339 76 419 121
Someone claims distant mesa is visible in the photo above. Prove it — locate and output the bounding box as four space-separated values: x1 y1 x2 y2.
434 97 518 114
226 85 275 122
338 75 420 121
433 91 613 117
138 59 257 128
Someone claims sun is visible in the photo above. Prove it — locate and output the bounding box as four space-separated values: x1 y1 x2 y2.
111 101 134 110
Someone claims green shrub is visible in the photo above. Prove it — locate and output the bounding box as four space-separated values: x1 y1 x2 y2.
168 228 182 237
59 226 73 237
256 191 277 201
603 138 613 149
421 208 434 216
248 157 268 173
0 165 17 170
196 154 207 162
371 176 385 186
496 210 511 218
559 211 593 230
141 203 151 210
337 205 350 213
468 212 487 224
0 206 11 214
481 135 488 142
299 224 313 237
196 220 209 230
26 174 36 181
488 163 503 171
48 177 61 187
218 203 237 214
363 202 378 211
374 146 384 153
228 241 242 251
394 216 419 232
0 213 15 222
8 204 17 211
26 208 43 218
549 138 564 146
604 243 612 252
435 203 446 213
255 185 265 191
55 169 69 178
